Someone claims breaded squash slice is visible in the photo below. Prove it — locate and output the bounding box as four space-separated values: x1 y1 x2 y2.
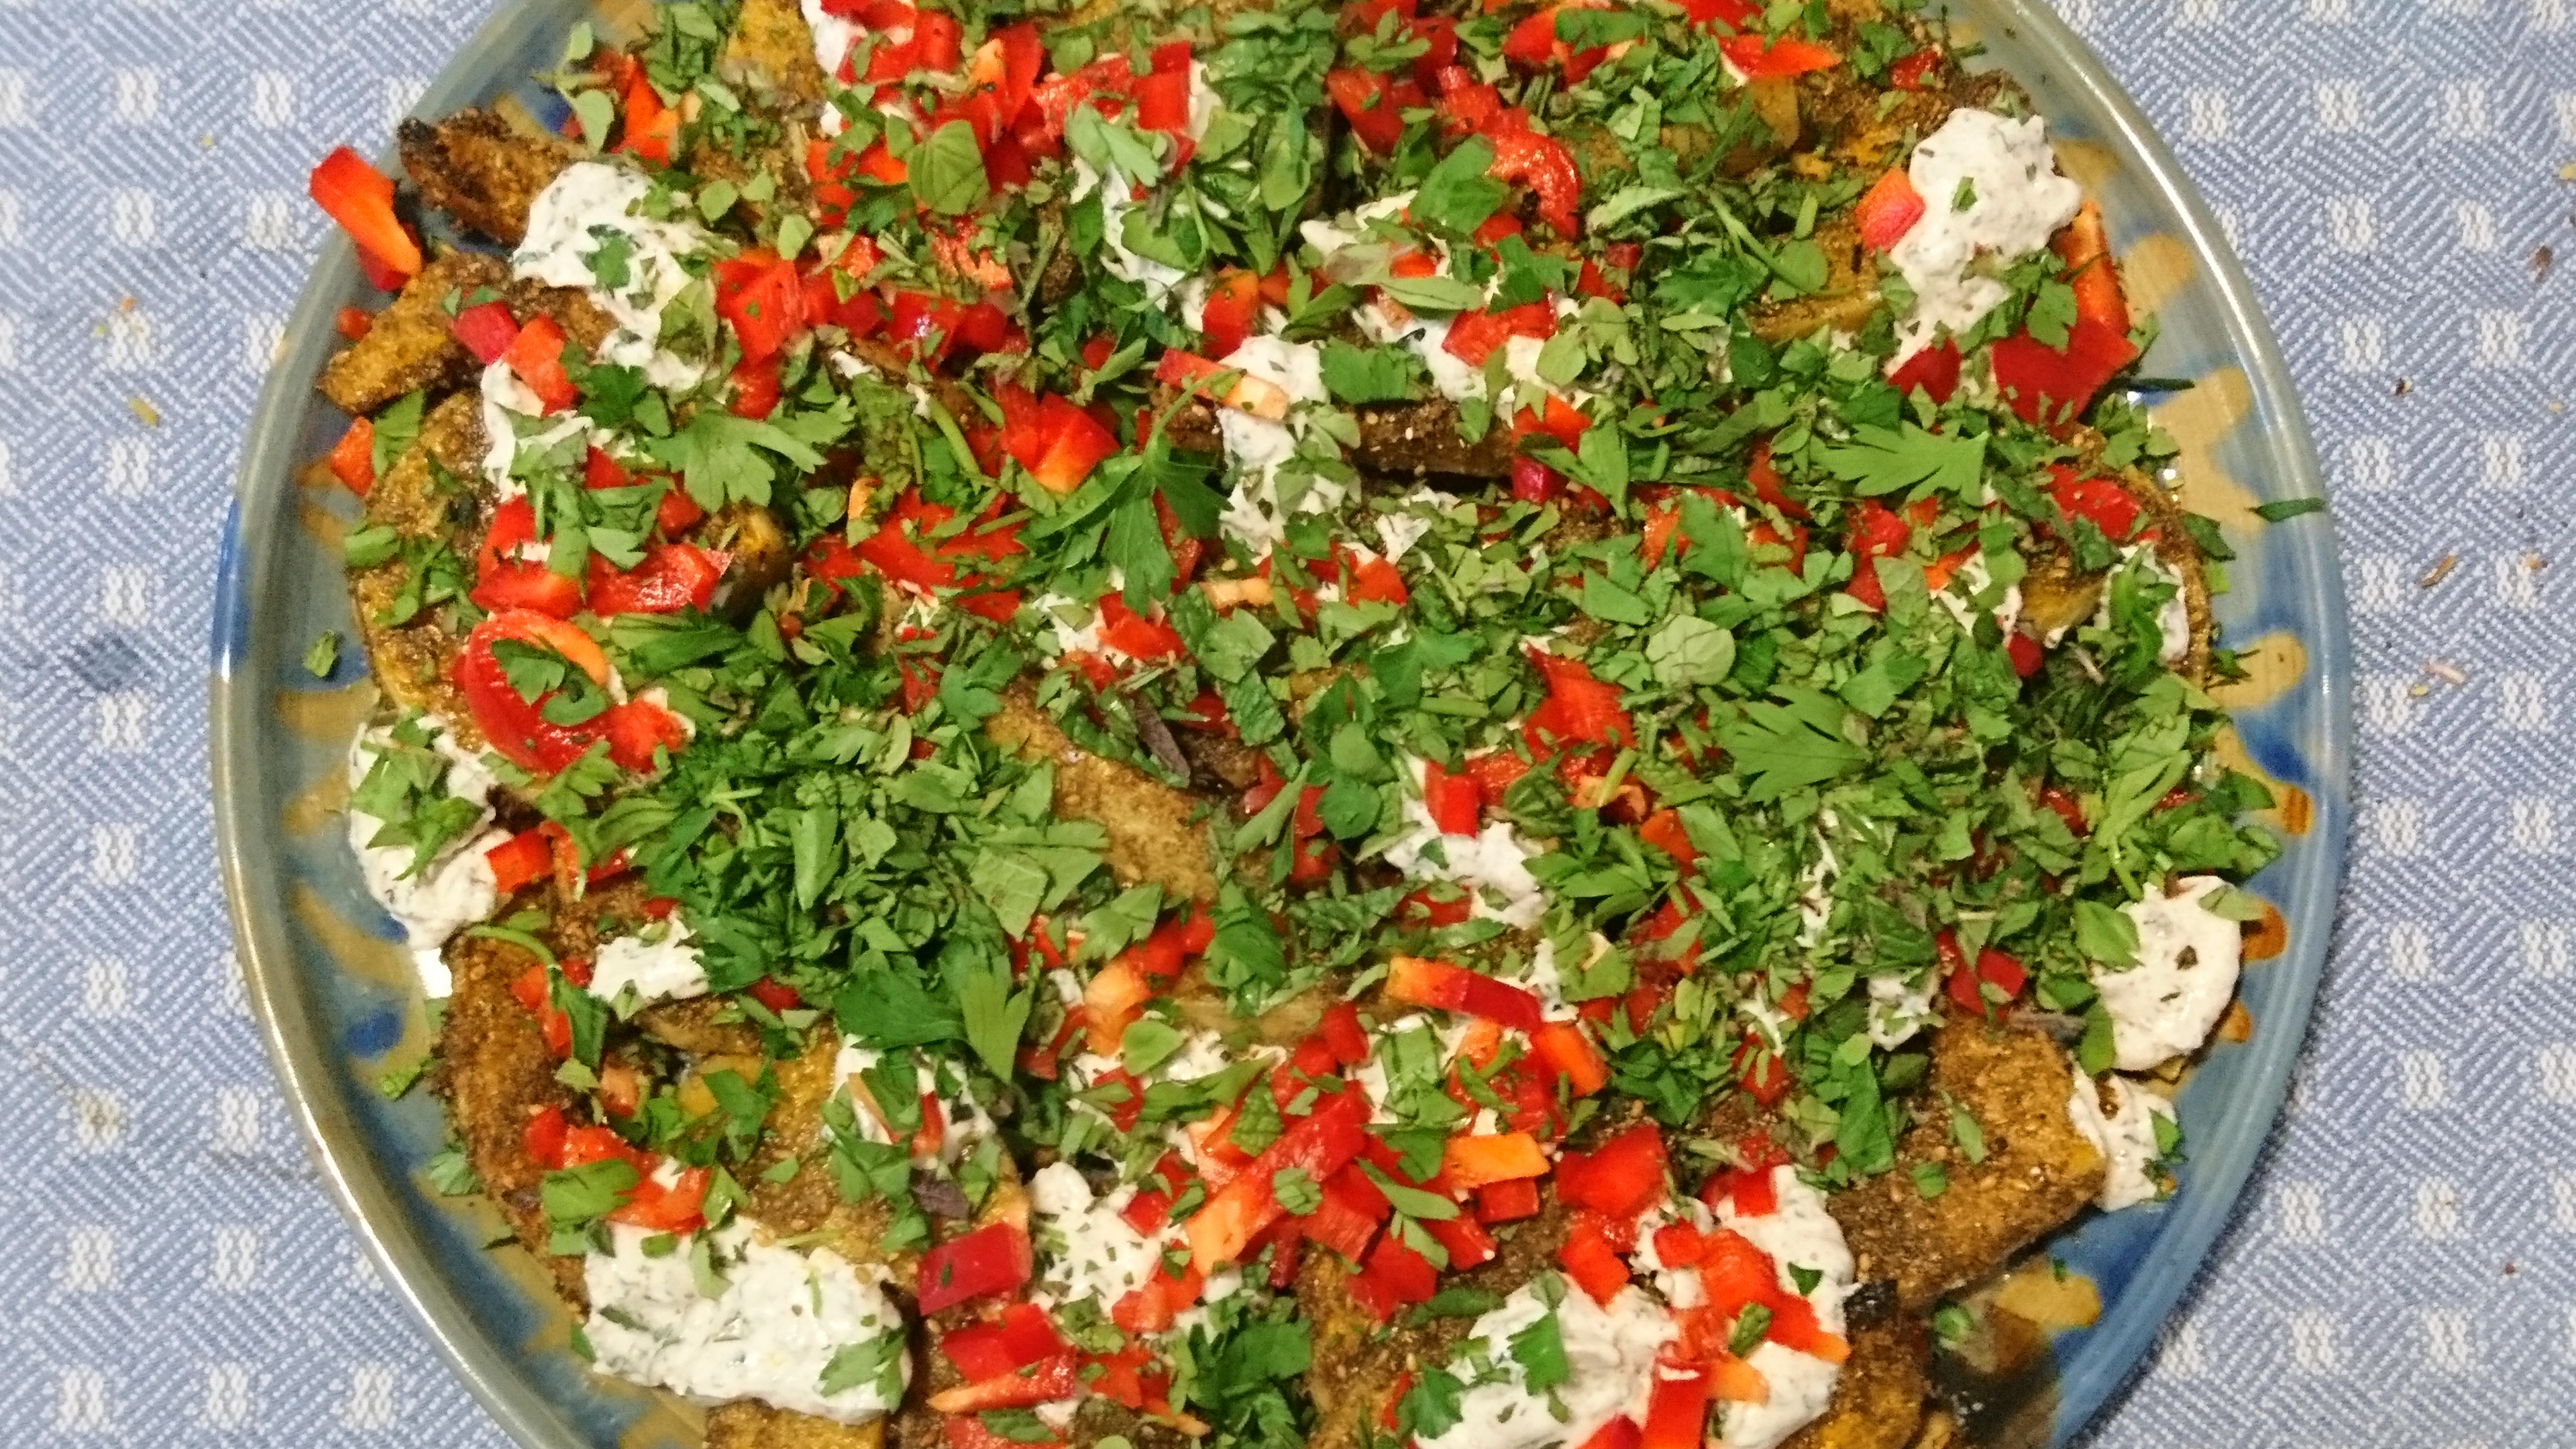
1829 1020 2107 1313
321 250 506 416
399 110 574 247
347 391 489 726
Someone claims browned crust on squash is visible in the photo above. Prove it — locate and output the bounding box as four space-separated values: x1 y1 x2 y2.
347 391 489 726
321 250 506 416
399 109 574 247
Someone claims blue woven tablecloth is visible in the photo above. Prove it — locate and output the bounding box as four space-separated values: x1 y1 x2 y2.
2 1 2569 1444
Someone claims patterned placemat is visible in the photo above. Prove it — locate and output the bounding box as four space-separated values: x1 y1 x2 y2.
0 1 2569 1444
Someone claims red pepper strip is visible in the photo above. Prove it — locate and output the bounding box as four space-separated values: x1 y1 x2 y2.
1638 1360 1715 1449
472 498 583 619
1186 1088 1371 1273
712 250 809 363
916 1222 1034 1314
587 542 727 616
1718 34 1841 79
1530 1021 1610 1095
2049 464 2143 541
1326 67 1416 154
1475 1176 1543 1224
1302 1172 1383 1263
308 146 421 279
1555 1120 1668 1218
451 610 614 775
1841 498 1914 612
1199 268 1263 361
2053 199 2130 335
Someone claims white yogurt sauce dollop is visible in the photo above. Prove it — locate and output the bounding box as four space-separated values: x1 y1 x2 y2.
1885 109 2083 364
1414 1280 1676 1449
584 1218 910 1424
2066 1073 2176 1211
588 915 712 1006
2094 875 2243 1071
345 716 511 996
513 160 716 390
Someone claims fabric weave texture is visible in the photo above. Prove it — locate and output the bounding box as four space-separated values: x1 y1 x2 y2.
0 0 2569 1444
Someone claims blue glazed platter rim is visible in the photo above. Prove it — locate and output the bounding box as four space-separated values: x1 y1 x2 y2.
208 2 2355 1446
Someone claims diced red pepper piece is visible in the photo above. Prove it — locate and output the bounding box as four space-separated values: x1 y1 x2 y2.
1303 1172 1383 1264
1888 48 1942 90
1719 34 1841 79
1522 651 1635 754
1486 127 1582 235
1442 303 1557 367
2049 464 2143 541
1354 1235 1439 1318
1558 1217 1633 1306
1199 268 1264 361
587 542 727 616
1734 1033 1792 1106
451 610 614 776
1841 498 1914 613
450 301 521 366
1031 396 1118 495
1186 1088 1371 1273
926 1352 1078 1413
1318 1003 1371 1066
1441 1131 1550 1188
1424 1212 1497 1270
940 1303 1065 1382
1939 928 2029 1016
2053 199 2130 335
599 696 690 773
1889 338 1963 404
327 418 375 496
1326 68 1408 153
1475 1175 1543 1224
309 146 422 279
713 250 809 364
1990 317 2140 428
521 1104 569 1169
1530 1021 1610 1096
1554 1121 1668 1218
1638 1362 1714 1449
1155 348 1292 418
504 315 579 413
916 1222 1035 1314
484 828 553 896
335 306 374 341
1855 167 1925 252
1419 759 1482 837
1578 1415 1642 1449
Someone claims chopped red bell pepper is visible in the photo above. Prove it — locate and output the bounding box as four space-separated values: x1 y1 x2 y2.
1990 317 2139 428
1888 48 1943 90
327 418 375 496
1530 1021 1610 1095
2053 199 2130 335
1156 348 1293 418
916 1222 1035 1314
1485 127 1582 235
616 64 678 164
485 828 553 896
1302 1173 1384 1264
600 696 690 772
451 610 614 775
729 354 782 420
309 146 422 280
1186 1087 1371 1273
1637 1360 1713 1449
1733 1033 1791 1106
1441 1131 1550 1188
1424 1212 1498 1270
1351 1234 1440 1320
1419 759 1482 836
504 315 579 414
1940 928 2029 1016
1855 167 1925 252
1200 268 1264 360
1889 338 1963 404
940 1303 1065 1381
1578 1415 1642 1449
334 306 374 341
1841 498 1915 612
1556 1121 1668 1219
521 1104 570 1169
1326 68 1411 154
926 1352 1079 1413
471 498 582 618
1522 651 1635 753
1110 1255 1205 1334
713 250 809 363
1385 955 1545 1032
587 541 727 616
2049 464 2143 541
1719 34 1841 79
450 301 522 366
1558 1216 1633 1306
1475 1175 1543 1224
1443 303 1557 366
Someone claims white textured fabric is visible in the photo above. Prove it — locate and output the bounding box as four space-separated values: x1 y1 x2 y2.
0 1 2571 1446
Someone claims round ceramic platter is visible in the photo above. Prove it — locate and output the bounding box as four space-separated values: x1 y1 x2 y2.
210 2 2353 1446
